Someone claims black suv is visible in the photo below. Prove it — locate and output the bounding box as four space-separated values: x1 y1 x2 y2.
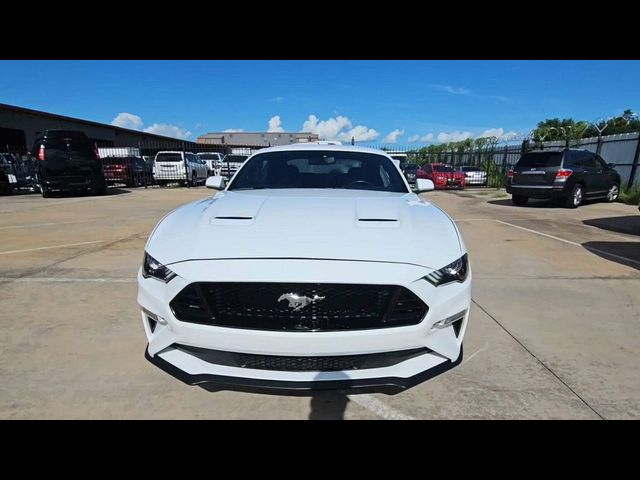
507 149 620 208
31 130 107 198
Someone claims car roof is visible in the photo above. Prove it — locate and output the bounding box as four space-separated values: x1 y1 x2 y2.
249 143 394 157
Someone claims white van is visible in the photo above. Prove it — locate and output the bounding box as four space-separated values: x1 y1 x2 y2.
153 151 208 187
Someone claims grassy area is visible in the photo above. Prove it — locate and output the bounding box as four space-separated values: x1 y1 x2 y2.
619 185 640 206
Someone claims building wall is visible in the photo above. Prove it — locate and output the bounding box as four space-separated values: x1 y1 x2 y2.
0 105 191 151
197 132 319 146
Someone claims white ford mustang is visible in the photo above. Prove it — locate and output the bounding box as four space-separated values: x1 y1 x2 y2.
138 144 471 394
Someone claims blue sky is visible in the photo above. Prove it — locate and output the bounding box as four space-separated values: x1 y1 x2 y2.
1 60 639 144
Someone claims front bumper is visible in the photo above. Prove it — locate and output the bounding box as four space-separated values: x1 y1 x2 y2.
145 344 463 395
138 259 471 393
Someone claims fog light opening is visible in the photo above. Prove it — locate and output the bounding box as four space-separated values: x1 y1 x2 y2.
147 317 157 333
432 310 466 332
142 308 168 331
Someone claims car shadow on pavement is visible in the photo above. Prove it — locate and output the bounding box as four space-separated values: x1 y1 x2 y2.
583 216 640 236
308 392 350 420
582 241 640 270
488 198 601 208
488 198 559 208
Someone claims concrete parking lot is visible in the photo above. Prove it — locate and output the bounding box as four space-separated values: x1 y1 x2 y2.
1 187 639 419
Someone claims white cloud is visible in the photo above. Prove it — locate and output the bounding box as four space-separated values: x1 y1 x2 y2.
223 128 244 133
430 84 472 96
143 123 192 139
479 128 519 141
479 128 504 138
430 84 507 102
267 115 285 133
437 131 473 143
382 129 405 144
408 133 435 143
500 131 520 141
340 125 379 142
302 114 379 142
111 112 143 130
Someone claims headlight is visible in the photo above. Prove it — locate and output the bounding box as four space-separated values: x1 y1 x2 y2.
424 254 469 286
142 252 177 283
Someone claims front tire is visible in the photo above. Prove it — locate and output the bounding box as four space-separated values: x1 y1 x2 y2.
606 183 619 203
94 179 107 196
188 171 197 187
41 185 51 198
565 184 583 208
512 194 528 206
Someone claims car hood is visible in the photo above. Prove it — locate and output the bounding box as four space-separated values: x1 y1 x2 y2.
147 189 463 269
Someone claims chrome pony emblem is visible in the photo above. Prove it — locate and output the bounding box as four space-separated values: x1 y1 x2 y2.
278 293 325 311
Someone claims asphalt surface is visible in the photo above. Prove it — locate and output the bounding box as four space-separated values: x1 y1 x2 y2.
1 187 638 419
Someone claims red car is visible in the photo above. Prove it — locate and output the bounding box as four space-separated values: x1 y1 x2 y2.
102 156 152 187
417 163 465 190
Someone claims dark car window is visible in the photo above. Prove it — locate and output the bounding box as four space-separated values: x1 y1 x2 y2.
595 155 609 169
198 154 221 160
156 153 183 162
404 165 418 172
517 152 562 169
224 155 249 163
432 165 454 172
422 165 431 173
229 150 408 193
581 154 598 169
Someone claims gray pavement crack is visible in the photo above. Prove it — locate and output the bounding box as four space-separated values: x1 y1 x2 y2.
471 298 606 420
0 232 146 286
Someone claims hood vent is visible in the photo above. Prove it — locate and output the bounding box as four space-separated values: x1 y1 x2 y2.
358 218 397 222
214 216 253 220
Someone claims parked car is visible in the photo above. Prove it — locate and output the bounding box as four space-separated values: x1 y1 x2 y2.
0 153 38 192
139 144 470 392
30 130 106 198
152 151 208 187
418 163 465 190
220 154 248 179
455 165 487 186
197 152 224 176
388 152 408 171
102 156 152 187
403 164 418 185
507 149 621 208
0 164 12 195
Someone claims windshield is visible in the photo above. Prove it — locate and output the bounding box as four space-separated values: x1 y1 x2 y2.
433 165 454 172
198 154 220 160
228 150 408 193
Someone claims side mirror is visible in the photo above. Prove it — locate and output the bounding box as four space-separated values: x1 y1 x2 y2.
415 178 435 192
607 162 616 168
206 175 226 190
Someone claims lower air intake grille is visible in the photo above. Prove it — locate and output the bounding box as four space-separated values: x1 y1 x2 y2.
176 344 431 371
170 282 428 331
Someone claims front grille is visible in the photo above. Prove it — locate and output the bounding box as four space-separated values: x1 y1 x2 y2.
175 344 431 371
170 282 428 331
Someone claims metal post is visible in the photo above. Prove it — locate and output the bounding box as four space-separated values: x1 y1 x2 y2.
627 134 640 190
596 135 603 156
183 141 189 188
